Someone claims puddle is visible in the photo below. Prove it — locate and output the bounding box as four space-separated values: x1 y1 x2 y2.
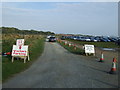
100 48 116 51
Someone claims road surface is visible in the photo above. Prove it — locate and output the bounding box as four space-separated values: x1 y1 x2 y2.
3 42 118 88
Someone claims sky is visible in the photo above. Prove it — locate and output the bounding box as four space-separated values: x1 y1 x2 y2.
1 0 119 2
1 2 118 36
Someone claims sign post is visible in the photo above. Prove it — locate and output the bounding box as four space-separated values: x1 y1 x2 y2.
84 44 95 56
11 39 30 63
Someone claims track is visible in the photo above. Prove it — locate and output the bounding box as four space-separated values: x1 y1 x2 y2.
3 42 118 88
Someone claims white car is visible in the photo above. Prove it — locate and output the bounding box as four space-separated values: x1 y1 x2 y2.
85 38 91 41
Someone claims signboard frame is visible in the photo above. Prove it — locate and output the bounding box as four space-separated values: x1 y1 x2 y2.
11 45 30 63
84 44 95 56
12 45 28 57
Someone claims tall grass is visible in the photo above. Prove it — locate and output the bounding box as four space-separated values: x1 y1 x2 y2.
2 34 45 82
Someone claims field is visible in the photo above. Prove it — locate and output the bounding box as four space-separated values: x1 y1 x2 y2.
66 39 119 48
2 34 45 82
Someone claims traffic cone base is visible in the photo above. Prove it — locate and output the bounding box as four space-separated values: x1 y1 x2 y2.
99 58 104 62
111 68 116 71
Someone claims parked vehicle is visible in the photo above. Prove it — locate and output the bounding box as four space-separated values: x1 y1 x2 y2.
108 37 118 42
46 35 51 42
90 37 98 42
49 36 56 42
100 38 108 42
47 35 51 39
94 37 101 42
61 36 65 40
79 37 86 41
115 39 120 46
85 37 91 41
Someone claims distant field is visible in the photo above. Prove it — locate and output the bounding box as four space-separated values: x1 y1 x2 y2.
66 39 119 48
2 34 45 82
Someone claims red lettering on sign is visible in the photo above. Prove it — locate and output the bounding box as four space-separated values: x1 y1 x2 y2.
19 45 22 49
13 50 27 56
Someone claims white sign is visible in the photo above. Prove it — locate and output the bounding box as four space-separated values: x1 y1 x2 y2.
16 39 24 46
12 45 28 56
84 44 95 54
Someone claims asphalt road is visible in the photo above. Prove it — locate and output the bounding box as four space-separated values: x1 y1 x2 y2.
3 42 118 88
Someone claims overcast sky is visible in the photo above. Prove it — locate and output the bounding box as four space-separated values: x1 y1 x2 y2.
2 2 118 36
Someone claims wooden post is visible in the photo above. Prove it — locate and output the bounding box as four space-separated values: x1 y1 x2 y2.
12 56 14 63
24 57 27 63
28 52 30 61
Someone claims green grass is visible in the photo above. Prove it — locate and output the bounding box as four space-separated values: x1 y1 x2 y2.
2 35 45 82
66 39 119 48
58 41 85 55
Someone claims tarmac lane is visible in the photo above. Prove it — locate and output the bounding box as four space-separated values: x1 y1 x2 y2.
3 42 118 88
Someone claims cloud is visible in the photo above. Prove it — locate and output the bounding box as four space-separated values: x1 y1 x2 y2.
1 0 120 2
0 3 2 27
2 2 118 36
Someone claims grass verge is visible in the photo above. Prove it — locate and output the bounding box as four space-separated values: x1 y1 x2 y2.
2 34 45 82
57 40 85 55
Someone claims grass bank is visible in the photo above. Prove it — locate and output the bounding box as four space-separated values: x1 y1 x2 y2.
66 39 119 48
57 40 84 55
2 34 45 82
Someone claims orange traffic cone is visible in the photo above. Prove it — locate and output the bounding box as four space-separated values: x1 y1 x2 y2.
74 46 76 50
109 57 117 74
74 44 76 50
64 41 67 45
99 52 104 62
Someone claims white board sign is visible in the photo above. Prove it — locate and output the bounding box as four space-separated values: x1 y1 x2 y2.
12 45 28 56
84 44 95 54
16 39 24 46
